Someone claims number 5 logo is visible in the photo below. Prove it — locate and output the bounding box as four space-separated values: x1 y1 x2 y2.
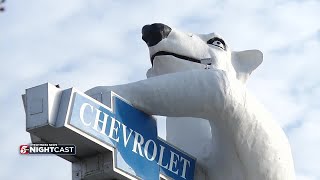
20 145 29 154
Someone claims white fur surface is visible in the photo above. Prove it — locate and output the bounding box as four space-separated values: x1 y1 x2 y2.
86 26 295 180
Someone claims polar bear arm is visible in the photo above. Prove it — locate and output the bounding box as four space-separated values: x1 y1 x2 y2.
86 70 229 119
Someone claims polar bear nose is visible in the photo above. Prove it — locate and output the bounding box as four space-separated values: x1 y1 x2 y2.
142 23 172 47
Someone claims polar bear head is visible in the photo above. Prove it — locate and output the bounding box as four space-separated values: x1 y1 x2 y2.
142 23 263 83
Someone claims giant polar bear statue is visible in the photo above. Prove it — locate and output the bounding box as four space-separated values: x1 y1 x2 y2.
86 23 295 180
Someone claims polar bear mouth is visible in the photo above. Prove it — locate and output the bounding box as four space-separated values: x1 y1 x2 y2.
151 51 201 65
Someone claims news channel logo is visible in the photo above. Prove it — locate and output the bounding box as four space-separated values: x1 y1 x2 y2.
20 144 76 155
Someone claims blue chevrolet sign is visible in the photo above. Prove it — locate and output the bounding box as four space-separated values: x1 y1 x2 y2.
67 91 196 180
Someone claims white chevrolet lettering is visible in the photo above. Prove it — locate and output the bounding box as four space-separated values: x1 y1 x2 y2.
78 103 191 175
79 103 93 126
157 145 169 169
168 151 179 175
73 94 196 179
180 156 191 179
92 109 109 135
122 124 133 147
144 139 157 161
108 117 121 142
132 131 144 157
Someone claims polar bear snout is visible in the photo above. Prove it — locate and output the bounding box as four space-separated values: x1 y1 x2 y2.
142 23 172 47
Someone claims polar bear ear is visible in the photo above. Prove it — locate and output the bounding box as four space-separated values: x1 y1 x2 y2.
231 50 263 83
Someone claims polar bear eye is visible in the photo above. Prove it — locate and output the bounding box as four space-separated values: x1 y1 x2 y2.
207 37 226 50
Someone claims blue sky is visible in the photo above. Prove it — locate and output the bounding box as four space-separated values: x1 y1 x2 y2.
0 0 319 179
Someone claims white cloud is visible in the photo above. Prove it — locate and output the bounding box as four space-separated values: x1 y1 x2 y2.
0 0 319 179
288 109 320 178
